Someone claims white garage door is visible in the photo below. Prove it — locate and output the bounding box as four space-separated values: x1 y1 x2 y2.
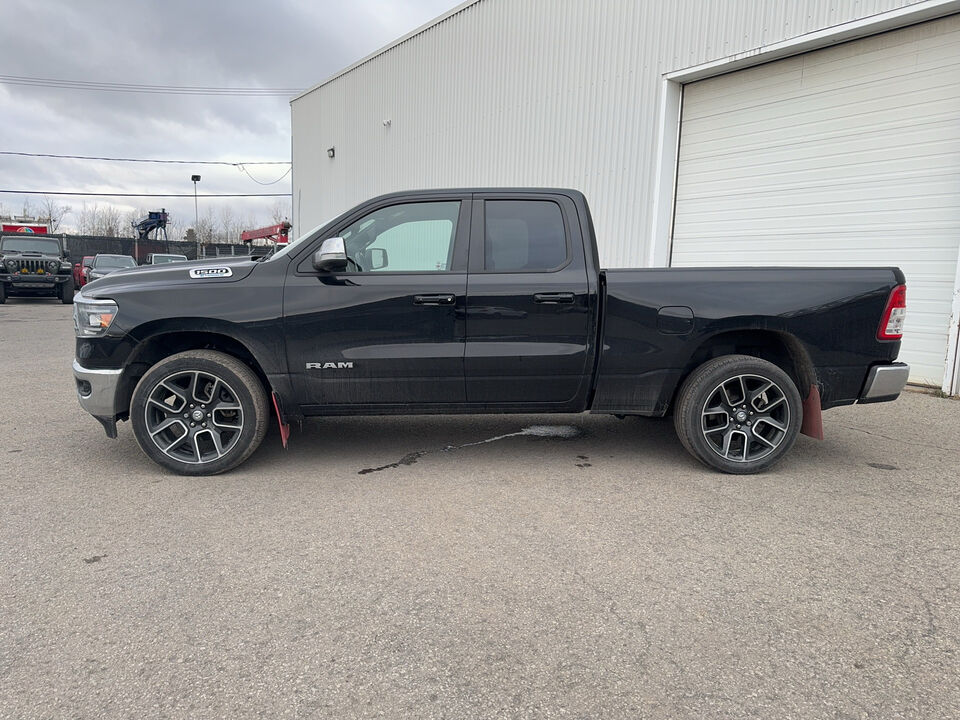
671 15 960 387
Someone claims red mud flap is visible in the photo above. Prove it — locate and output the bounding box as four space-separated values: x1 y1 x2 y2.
800 384 824 440
271 391 291 449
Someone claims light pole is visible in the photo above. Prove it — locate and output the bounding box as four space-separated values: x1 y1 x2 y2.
191 174 201 258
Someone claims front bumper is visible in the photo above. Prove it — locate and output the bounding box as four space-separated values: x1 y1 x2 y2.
2 273 70 284
73 360 122 437
860 362 910 403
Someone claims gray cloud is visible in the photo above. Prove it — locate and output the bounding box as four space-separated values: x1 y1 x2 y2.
0 0 460 234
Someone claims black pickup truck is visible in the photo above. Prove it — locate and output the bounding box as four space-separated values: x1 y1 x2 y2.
73 189 909 476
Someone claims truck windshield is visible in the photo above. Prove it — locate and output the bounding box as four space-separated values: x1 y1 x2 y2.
0 237 61 255
95 255 137 269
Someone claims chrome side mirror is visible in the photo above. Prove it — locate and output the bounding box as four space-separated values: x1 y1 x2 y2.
312 237 348 272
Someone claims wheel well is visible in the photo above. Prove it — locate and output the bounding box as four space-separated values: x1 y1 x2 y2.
675 330 816 404
115 332 270 420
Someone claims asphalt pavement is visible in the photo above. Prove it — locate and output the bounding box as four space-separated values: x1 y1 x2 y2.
1 298 957 719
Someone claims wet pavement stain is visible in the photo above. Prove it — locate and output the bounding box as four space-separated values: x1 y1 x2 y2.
357 425 583 475
867 462 899 471
358 451 427 475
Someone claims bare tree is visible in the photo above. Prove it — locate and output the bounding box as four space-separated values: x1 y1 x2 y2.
195 206 216 245
76 203 98 235
270 199 291 225
76 203 124 237
164 211 184 245
124 208 143 238
38 196 72 232
218 206 241 244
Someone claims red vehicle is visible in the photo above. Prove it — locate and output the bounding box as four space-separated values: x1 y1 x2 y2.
74 256 94 288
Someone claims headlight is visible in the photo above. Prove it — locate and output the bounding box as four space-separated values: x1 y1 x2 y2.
47 260 59 272
4 259 15 270
73 297 119 337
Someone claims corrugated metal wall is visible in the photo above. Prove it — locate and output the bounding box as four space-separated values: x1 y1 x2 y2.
671 15 960 385
292 0 919 268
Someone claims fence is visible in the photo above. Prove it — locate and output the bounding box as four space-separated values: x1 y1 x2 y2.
58 234 250 266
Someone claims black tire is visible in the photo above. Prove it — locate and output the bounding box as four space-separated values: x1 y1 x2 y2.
130 350 269 476
673 354 802 474
59 279 74 304
0 284 6 304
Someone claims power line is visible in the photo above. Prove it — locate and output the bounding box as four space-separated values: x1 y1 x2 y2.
0 190 290 198
238 165 293 185
0 74 302 96
0 151 290 165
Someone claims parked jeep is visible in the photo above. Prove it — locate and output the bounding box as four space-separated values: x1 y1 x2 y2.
0 234 74 304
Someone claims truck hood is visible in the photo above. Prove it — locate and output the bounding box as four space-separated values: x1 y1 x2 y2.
1 250 62 261
82 255 259 295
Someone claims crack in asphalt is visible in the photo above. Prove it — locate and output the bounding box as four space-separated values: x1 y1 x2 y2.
836 423 960 455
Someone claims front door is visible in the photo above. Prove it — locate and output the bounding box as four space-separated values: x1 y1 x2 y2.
465 194 592 408
284 196 471 410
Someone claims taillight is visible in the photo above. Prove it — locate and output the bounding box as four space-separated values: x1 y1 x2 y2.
877 284 906 340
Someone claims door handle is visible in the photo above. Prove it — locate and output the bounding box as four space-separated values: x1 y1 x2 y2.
533 292 575 304
414 294 456 305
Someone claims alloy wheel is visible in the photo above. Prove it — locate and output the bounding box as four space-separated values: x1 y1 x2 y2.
700 373 791 463
143 370 244 465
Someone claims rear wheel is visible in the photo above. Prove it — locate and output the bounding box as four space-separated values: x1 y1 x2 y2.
673 354 802 474
0 283 5 304
130 350 269 476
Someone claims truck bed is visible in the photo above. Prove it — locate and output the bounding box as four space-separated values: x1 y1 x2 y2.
591 266 904 415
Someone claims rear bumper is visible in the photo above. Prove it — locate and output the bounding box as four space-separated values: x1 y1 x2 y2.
860 362 910 403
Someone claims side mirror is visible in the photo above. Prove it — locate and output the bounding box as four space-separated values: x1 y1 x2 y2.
369 248 388 270
312 237 348 272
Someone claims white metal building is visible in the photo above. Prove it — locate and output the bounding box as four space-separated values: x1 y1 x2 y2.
291 0 960 393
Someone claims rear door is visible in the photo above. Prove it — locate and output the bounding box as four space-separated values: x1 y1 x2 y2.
465 193 592 408
284 195 471 409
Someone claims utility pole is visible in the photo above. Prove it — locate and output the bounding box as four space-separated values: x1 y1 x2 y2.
191 174 201 259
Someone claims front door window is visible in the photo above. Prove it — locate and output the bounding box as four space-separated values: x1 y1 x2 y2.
340 201 461 273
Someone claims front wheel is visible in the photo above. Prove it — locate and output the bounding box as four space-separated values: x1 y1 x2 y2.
130 350 269 475
59 279 74 304
673 355 802 474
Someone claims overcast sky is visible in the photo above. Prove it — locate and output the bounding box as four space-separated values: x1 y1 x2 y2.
0 0 461 236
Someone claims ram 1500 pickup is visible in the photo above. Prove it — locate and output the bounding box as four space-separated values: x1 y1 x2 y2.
72 189 909 476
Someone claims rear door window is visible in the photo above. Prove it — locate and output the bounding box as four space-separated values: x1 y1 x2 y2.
484 200 568 272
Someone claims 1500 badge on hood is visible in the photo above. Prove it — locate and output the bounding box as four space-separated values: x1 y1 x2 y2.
189 267 233 279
